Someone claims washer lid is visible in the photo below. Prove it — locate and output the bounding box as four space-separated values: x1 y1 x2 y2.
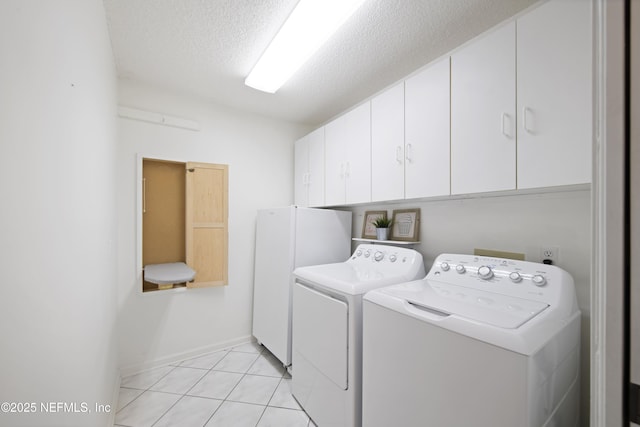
380 280 549 329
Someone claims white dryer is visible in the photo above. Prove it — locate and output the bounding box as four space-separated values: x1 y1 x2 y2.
362 254 581 427
292 244 425 427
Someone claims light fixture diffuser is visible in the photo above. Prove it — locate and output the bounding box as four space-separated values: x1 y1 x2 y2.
244 0 368 93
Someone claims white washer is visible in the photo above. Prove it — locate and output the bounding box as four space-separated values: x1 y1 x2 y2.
362 254 581 427
292 244 425 427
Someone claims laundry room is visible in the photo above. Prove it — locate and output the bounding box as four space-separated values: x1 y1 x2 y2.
0 0 635 427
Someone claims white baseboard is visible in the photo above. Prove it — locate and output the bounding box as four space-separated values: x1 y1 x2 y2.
118 335 255 378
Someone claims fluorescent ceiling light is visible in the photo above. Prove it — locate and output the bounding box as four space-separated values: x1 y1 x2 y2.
244 0 368 93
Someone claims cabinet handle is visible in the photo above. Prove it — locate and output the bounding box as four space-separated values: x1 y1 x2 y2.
340 163 345 179
345 162 351 177
142 178 147 213
406 144 413 163
396 146 403 164
501 113 510 138
306 172 311 186
523 106 532 133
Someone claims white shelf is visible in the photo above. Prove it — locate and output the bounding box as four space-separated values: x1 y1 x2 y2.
352 238 420 246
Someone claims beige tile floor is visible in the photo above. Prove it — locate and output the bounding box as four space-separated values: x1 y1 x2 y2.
115 342 316 427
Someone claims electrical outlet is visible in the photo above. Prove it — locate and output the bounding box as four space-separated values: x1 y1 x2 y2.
540 246 560 264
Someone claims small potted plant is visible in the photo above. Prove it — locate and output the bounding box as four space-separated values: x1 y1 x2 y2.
372 216 393 241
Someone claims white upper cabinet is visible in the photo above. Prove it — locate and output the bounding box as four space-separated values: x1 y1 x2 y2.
294 134 308 206
303 0 592 206
325 114 347 206
294 128 325 207
405 57 451 199
371 83 405 201
371 58 451 202
325 102 372 205
516 0 592 189
307 129 325 207
451 22 517 195
450 0 591 195
345 103 372 204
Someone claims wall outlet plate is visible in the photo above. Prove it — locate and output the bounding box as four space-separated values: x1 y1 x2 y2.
540 246 560 264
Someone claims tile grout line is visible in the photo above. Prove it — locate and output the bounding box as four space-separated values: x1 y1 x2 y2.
118 343 303 427
181 343 267 426
184 347 235 427
117 348 227 424
148 393 183 427
248 349 286 427
120 362 196 427
148 356 238 427
116 364 179 418
218 345 268 426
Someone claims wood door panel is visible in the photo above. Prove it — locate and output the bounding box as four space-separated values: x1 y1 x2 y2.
190 227 227 287
186 162 228 288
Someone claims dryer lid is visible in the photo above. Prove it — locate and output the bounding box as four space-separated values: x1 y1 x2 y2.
380 280 549 329
294 262 417 295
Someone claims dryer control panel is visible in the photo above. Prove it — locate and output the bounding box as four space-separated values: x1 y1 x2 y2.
427 254 577 309
349 244 425 281
351 244 418 265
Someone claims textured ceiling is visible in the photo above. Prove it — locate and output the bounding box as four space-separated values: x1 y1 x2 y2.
103 0 539 126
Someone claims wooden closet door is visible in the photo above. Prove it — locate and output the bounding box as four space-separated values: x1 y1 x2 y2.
186 162 228 287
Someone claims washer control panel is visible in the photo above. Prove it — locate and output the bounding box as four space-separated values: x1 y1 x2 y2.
426 254 575 307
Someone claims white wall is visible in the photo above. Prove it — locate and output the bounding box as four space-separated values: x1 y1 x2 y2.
347 188 591 425
0 1 119 426
116 80 310 373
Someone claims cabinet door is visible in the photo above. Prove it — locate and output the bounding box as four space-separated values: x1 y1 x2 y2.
307 127 325 207
294 134 309 207
345 102 372 204
405 57 451 199
451 22 516 194
186 162 228 288
517 0 592 189
325 114 347 206
372 83 405 202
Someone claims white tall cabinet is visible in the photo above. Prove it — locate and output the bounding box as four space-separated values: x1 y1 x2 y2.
404 57 451 199
516 0 592 189
451 22 516 195
325 102 372 206
294 127 325 207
